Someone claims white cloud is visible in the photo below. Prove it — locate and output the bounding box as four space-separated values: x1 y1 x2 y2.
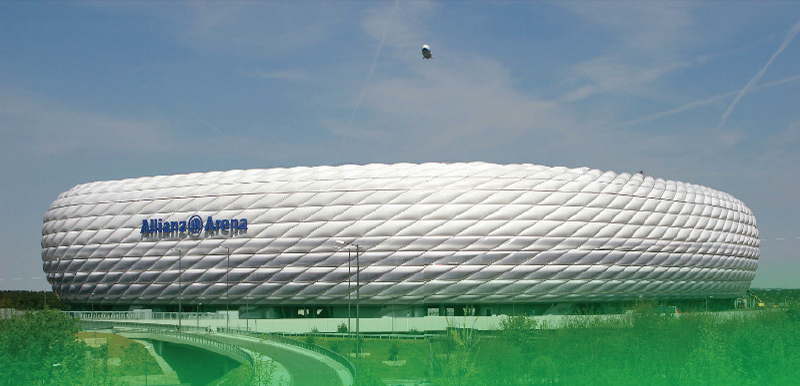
556 3 703 103
248 69 311 81
0 90 174 156
561 2 699 55
558 56 695 102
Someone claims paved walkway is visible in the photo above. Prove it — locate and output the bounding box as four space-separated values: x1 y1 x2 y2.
119 339 182 386
206 333 352 386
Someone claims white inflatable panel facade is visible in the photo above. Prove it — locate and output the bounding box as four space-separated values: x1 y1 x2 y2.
42 162 759 307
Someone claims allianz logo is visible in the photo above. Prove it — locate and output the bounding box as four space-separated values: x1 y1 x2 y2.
141 215 248 237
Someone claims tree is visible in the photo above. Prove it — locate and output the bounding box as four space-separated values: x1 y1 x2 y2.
431 321 480 386
0 309 108 386
250 349 288 386
388 342 400 361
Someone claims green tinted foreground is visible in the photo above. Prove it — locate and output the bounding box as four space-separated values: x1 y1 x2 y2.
2 308 799 386
327 308 800 386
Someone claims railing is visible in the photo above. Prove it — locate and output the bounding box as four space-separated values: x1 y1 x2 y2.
64 310 225 321
79 320 219 333
276 331 432 340
146 328 254 367
78 321 253 367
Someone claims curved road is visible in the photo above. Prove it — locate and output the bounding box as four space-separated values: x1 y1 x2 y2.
206 334 344 386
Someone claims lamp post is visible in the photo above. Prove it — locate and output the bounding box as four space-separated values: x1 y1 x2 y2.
169 248 183 331
178 249 182 331
335 240 362 360
226 247 230 333
355 244 360 357
245 296 250 332
347 247 352 339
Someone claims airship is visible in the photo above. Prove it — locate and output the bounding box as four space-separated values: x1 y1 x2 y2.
422 45 432 59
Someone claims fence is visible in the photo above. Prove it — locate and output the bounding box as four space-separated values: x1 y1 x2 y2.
64 310 225 321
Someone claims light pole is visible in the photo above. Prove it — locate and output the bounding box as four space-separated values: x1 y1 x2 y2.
355 244 360 357
178 249 182 331
245 296 250 332
226 247 230 333
335 240 362 360
347 247 352 342
169 248 183 331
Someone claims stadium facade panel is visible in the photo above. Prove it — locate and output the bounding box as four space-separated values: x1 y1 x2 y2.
42 162 759 311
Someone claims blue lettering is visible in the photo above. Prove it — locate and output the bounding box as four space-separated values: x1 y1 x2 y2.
141 215 246 237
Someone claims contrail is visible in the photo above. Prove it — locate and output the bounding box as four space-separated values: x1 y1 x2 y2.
716 20 800 131
338 0 400 162
606 74 800 129
157 86 230 139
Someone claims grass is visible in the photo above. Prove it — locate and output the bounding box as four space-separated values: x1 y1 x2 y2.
77 331 162 376
306 307 800 385
315 336 431 379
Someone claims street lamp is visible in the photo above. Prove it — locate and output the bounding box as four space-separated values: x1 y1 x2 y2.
169 248 183 331
226 247 230 333
335 240 362 360
245 295 252 332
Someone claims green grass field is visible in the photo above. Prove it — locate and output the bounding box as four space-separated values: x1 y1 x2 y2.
313 307 800 385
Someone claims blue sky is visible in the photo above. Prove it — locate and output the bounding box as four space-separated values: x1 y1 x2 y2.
1 1 798 290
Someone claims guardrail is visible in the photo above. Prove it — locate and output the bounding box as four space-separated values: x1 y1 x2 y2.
277 331 433 340
78 321 253 367
65 310 225 321
141 328 254 367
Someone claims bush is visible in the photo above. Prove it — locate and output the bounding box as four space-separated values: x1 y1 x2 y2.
389 343 400 361
306 327 319 345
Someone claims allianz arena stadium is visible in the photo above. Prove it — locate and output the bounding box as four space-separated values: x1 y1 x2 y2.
42 162 759 317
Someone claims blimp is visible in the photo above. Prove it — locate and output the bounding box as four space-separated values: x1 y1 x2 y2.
422 45 432 59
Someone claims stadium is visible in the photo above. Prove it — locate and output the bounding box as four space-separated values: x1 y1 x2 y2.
41 162 759 318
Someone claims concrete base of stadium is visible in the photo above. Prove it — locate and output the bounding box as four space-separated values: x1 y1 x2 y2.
76 311 621 334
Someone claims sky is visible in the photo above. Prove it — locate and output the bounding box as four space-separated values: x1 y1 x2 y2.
1 1 798 290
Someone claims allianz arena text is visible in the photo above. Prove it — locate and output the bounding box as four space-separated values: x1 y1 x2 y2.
42 162 759 317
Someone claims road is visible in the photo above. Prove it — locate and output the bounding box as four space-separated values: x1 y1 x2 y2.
206 334 344 386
